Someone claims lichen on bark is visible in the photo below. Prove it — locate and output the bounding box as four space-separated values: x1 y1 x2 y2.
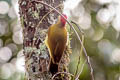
19 0 71 80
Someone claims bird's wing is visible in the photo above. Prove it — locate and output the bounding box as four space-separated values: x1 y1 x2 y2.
45 27 55 63
53 41 65 63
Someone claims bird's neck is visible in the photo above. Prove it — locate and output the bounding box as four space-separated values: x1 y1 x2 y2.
56 20 66 28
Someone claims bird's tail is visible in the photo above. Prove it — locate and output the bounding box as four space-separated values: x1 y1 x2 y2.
49 60 58 74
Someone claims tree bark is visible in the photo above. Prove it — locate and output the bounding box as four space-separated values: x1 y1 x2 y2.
19 0 71 80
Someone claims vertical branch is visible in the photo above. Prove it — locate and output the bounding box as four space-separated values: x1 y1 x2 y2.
19 0 71 80
74 35 84 78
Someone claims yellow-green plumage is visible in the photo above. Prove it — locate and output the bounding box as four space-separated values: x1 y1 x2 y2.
45 15 67 74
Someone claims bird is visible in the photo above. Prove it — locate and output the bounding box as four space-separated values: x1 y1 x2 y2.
45 14 67 74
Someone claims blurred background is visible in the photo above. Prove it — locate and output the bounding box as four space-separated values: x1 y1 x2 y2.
0 0 120 80
64 0 120 80
0 0 24 80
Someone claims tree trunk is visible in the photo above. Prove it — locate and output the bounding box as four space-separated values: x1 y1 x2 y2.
19 0 71 80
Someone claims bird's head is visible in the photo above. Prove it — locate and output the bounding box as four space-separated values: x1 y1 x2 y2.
60 14 67 26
